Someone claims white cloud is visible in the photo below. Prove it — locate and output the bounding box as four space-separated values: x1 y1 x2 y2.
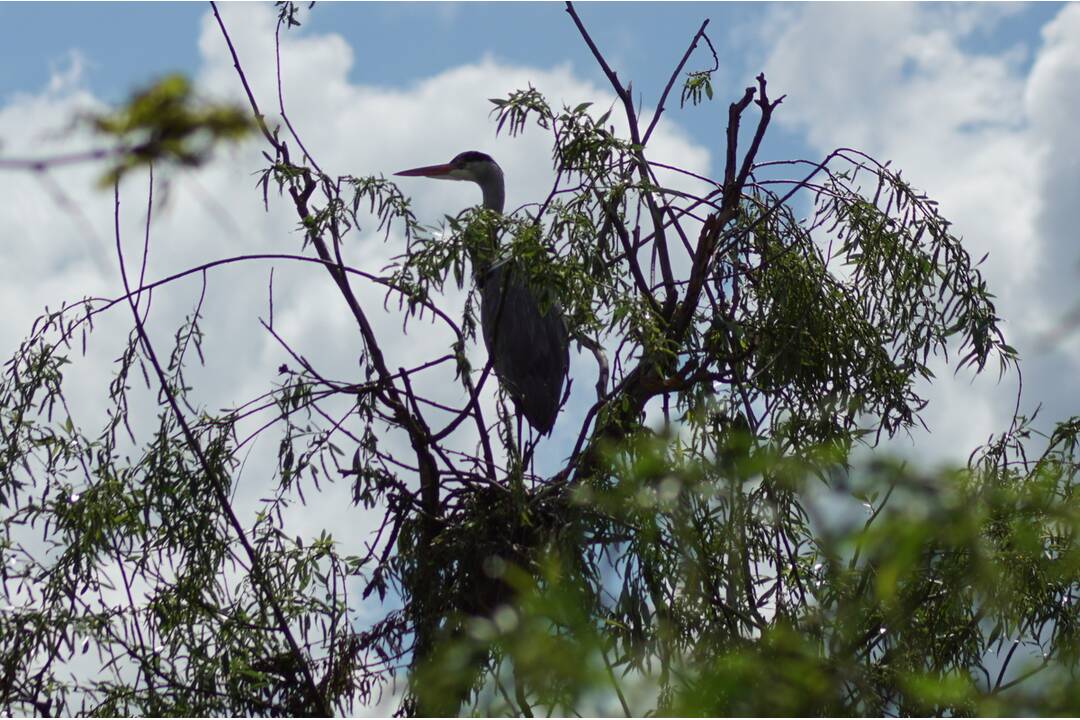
1027 5 1080 338
758 3 1080 464
0 6 712 701
4 1 1076 709
47 49 90 95
184 2 712 478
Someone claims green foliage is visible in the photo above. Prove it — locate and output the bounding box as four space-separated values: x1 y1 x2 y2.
88 74 253 186
0 307 371 715
681 71 715 108
400 423 1080 716
680 30 719 108
1 6 1077 718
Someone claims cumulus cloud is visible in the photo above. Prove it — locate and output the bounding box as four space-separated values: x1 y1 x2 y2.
5 1 1074 574
0 8 713 704
757 3 1080 463
1027 6 1080 342
0 3 712 557
4 2 1076 709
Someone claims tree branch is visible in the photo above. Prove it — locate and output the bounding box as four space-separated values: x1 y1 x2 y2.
642 18 711 146
211 0 446 672
113 178 331 715
565 1 677 310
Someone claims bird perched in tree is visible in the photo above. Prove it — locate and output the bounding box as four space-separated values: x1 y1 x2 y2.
395 151 569 434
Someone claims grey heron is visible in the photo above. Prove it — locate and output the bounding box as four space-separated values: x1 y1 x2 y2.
395 151 569 435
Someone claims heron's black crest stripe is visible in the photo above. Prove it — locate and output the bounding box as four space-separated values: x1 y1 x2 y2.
452 150 496 166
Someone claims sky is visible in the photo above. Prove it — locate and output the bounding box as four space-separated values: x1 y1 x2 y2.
0 1 1074 459
1 1 1079 707
0 0 1077 529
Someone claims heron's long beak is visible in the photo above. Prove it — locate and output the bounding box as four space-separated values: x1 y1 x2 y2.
394 162 455 178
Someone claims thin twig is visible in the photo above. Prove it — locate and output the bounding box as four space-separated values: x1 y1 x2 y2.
642 19 710 146
113 178 331 715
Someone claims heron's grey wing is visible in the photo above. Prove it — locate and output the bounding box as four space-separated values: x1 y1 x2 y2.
481 264 569 434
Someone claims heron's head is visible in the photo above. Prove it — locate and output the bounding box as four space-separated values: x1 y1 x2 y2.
394 151 502 186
